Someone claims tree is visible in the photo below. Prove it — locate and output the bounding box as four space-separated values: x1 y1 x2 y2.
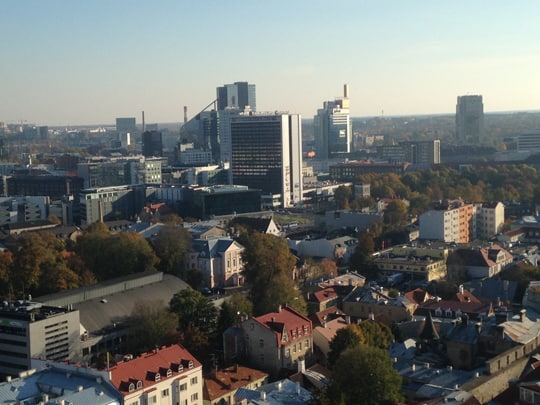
357 321 394 349
76 227 159 281
151 225 192 276
326 345 402 405
0 250 13 297
334 186 352 210
169 288 218 335
348 231 378 280
10 232 71 296
327 324 364 367
383 199 408 228
240 232 306 315
216 293 254 349
127 301 179 354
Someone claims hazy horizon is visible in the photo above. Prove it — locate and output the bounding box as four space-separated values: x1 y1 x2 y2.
2 1 540 126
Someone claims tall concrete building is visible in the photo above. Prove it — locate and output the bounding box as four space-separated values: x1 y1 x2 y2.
230 112 303 208
142 130 163 157
116 117 136 133
456 95 484 144
314 84 351 159
217 81 256 111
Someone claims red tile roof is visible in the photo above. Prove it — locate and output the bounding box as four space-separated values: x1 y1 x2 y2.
311 287 339 303
309 306 345 326
109 345 201 396
203 365 268 401
254 306 312 347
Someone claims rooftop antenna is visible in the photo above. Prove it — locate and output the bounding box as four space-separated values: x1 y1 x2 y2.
183 106 188 124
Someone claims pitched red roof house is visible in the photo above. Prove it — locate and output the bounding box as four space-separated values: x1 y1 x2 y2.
109 344 202 401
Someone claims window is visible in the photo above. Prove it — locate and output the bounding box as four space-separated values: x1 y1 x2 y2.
259 339 264 348
191 393 198 401
154 373 161 382
180 382 187 391
148 396 157 404
305 340 310 349
162 388 169 397
293 344 297 353
190 376 198 385
128 383 135 392
285 349 290 358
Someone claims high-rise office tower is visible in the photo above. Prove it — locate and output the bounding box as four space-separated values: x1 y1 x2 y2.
314 84 351 159
230 112 303 208
402 140 441 164
216 82 256 111
116 117 137 133
456 95 484 144
142 130 163 157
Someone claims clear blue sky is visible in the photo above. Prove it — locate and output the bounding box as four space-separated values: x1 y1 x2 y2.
1 1 539 126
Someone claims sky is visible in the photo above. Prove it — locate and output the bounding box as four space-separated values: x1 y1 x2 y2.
1 1 540 126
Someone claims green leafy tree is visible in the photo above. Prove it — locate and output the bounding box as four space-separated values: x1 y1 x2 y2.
334 185 352 210
349 231 378 280
216 293 254 348
0 250 13 297
326 345 402 405
327 324 365 367
240 232 306 315
357 321 394 349
127 301 179 354
151 225 192 276
383 199 408 228
169 288 218 335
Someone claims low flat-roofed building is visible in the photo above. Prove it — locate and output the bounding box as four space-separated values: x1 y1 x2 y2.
0 360 121 404
36 271 189 363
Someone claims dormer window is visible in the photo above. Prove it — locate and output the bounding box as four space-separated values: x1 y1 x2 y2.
188 360 193 369
155 373 161 382
137 380 143 389
129 383 135 392
166 369 172 377
434 308 442 317
445 309 453 318
178 364 183 373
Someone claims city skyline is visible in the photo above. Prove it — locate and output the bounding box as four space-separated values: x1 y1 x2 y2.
2 1 540 126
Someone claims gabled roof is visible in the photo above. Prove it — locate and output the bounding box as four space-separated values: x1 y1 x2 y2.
109 345 201 396
203 365 268 401
313 318 350 342
453 288 481 304
309 306 345 327
253 306 312 347
453 245 512 267
416 299 492 319
192 237 243 258
231 216 276 233
310 285 354 303
404 288 433 305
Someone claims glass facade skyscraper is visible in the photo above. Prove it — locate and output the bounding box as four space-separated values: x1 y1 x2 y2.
230 113 302 208
314 84 351 159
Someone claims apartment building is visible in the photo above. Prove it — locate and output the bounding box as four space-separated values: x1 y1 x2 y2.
237 306 313 376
